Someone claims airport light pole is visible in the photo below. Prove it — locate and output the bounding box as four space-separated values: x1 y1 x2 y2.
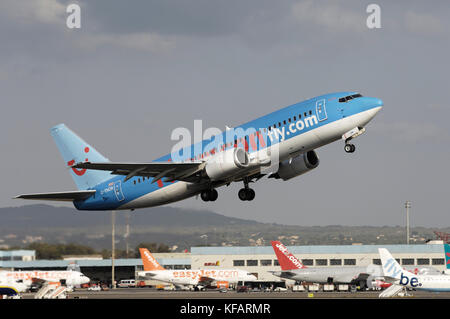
405 201 411 245
112 210 116 289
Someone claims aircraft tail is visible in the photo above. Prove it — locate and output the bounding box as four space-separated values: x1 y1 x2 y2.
378 248 415 280
445 244 450 270
139 248 165 271
51 124 112 190
271 241 306 270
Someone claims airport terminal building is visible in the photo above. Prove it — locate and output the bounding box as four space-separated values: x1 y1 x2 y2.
1 243 447 285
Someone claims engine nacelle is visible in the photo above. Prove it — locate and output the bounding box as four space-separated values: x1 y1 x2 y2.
204 147 250 181
270 150 319 181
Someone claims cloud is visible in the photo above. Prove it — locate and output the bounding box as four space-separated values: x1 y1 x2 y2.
404 10 446 35
373 121 449 144
291 0 366 33
0 0 66 25
74 32 176 53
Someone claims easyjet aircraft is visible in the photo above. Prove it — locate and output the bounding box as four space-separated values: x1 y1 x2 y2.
16 92 382 209
0 264 90 289
137 248 256 289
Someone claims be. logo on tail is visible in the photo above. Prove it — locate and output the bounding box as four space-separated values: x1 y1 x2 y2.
384 258 421 288
67 147 90 176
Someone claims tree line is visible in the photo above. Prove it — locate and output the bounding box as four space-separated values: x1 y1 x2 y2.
9 242 171 260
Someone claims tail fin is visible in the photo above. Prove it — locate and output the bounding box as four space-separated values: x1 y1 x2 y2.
379 248 415 280
445 244 450 270
271 241 306 270
139 248 165 271
51 124 112 190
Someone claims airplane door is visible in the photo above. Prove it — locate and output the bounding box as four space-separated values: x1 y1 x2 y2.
315 99 327 122
114 181 125 201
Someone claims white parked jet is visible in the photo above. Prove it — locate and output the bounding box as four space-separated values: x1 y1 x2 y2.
379 248 450 292
0 264 90 290
137 248 256 289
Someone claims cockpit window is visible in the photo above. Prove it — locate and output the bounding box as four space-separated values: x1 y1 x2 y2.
339 93 363 102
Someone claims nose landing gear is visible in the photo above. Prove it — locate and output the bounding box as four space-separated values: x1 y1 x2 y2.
344 143 356 153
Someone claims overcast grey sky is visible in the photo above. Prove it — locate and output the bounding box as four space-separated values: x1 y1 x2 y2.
1 0 450 227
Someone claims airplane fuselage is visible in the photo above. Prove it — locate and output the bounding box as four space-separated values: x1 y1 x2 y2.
138 268 256 286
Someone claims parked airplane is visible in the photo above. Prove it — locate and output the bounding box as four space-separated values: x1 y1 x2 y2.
0 265 90 289
0 278 28 298
137 248 256 289
271 241 440 289
379 248 450 292
16 92 382 210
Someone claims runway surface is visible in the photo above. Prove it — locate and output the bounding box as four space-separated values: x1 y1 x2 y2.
20 288 450 299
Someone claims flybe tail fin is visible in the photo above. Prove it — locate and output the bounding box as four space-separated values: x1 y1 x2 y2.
271 241 306 270
379 248 415 280
51 124 112 190
139 248 165 271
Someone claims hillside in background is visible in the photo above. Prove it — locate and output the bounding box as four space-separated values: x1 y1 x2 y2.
0 204 448 252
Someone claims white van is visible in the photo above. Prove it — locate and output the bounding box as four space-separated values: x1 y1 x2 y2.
118 279 136 288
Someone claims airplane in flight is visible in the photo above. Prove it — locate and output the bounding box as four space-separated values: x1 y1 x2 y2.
0 264 90 290
379 248 450 292
16 92 383 210
270 241 441 289
137 248 256 289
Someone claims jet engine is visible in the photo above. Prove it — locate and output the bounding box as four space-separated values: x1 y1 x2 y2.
204 147 250 181
269 150 319 181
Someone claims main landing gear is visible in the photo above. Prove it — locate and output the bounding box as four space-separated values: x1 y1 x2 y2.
344 143 356 153
238 178 255 201
201 188 218 202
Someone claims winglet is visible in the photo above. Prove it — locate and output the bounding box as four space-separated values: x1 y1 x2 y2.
271 241 306 270
139 248 165 271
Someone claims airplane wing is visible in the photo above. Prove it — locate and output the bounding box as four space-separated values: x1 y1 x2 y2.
15 190 96 202
71 161 205 183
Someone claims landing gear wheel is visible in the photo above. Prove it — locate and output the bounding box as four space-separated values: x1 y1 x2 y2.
344 143 355 153
209 189 218 201
201 189 218 202
238 189 247 201
245 188 255 201
238 188 255 201
201 191 210 202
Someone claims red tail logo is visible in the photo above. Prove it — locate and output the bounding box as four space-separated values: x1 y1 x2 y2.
271 241 306 270
67 147 89 176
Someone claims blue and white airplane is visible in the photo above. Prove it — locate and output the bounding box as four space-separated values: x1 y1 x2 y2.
379 248 450 292
16 92 383 211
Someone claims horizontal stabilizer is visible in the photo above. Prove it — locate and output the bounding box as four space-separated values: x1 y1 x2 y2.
15 190 96 202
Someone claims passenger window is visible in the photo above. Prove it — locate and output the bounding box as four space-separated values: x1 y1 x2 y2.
339 97 346 103
303 112 307 117
309 110 312 115
293 116 296 121
298 114 302 119
283 120 286 125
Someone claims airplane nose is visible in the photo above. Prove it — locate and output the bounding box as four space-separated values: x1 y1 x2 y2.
375 98 383 108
